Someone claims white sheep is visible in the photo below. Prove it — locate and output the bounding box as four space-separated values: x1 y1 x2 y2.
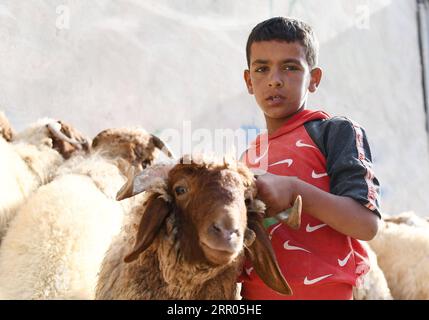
368 215 429 299
96 156 302 300
0 128 173 299
0 118 88 242
352 240 393 300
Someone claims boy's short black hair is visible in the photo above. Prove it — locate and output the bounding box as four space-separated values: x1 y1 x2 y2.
246 17 319 68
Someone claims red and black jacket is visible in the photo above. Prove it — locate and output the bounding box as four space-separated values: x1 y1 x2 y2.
241 109 381 299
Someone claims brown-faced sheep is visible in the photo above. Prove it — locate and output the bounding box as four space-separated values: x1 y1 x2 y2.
0 128 173 299
95 155 301 300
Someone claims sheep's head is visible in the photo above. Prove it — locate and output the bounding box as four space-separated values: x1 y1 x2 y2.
0 111 14 142
14 118 89 159
167 158 250 266
91 128 174 172
117 155 302 296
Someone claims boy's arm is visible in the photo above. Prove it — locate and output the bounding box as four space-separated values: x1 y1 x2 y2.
309 118 381 217
256 173 379 241
254 117 380 241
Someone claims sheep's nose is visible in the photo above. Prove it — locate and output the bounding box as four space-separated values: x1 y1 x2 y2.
209 223 239 242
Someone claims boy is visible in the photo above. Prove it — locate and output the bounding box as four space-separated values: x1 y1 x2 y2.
240 17 381 300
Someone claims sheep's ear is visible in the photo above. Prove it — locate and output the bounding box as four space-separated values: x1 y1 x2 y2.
124 194 171 263
0 125 13 142
0 111 14 142
245 211 293 296
0 127 12 142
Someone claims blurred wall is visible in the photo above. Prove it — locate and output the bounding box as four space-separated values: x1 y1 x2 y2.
1 0 428 217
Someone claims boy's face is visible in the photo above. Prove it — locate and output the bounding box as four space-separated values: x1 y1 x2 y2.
244 40 322 127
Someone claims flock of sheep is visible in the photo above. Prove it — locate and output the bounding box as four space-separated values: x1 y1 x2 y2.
0 110 428 300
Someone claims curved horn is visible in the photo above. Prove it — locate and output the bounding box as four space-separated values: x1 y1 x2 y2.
46 122 83 150
116 166 139 201
151 134 175 159
274 195 302 230
116 163 173 201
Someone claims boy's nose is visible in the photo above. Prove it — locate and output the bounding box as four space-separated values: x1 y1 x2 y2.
268 73 284 87
269 79 284 87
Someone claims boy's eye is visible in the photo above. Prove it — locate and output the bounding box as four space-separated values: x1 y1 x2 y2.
255 66 268 73
283 65 298 71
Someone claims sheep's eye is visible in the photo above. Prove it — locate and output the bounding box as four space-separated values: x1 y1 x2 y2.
174 186 188 196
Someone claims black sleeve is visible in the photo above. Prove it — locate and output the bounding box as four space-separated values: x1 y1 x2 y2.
304 117 381 218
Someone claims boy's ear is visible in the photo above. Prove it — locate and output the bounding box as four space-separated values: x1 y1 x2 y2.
309 67 323 93
244 69 254 94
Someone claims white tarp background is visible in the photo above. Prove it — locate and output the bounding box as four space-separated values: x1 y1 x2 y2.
1 0 428 217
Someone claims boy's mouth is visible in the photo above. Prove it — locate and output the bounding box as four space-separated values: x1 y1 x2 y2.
266 95 285 105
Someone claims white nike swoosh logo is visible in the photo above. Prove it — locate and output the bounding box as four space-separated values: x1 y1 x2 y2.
283 240 311 253
269 223 282 240
304 274 333 285
296 140 317 149
311 170 328 179
269 159 293 167
305 223 327 233
338 251 353 267
249 143 270 164
246 267 253 275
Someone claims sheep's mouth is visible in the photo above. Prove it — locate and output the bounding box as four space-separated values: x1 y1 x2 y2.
200 241 239 265
200 241 235 254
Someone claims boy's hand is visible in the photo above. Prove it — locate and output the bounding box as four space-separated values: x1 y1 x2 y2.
255 173 298 217
255 171 379 240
